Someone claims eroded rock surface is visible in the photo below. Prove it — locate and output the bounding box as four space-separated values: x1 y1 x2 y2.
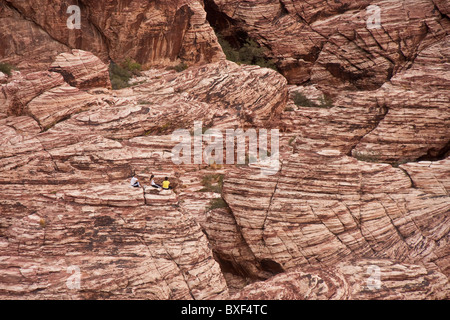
0 53 289 299
0 0 448 301
221 153 449 279
49 50 112 89
0 0 224 72
206 0 449 89
231 259 450 300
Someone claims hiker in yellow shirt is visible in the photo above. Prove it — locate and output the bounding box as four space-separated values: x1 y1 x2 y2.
162 177 171 190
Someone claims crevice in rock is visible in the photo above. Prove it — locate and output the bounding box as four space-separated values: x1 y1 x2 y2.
347 103 389 158
212 252 253 279
142 187 147 206
259 258 284 274
277 0 290 19
34 137 60 173
397 166 417 189
204 0 249 49
262 160 283 232
416 140 450 162
162 243 196 300
80 1 112 62
136 235 178 299
203 194 283 285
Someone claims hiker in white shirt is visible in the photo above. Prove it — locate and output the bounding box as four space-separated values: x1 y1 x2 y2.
150 175 161 189
130 175 140 188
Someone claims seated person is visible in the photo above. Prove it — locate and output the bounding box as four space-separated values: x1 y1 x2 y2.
150 175 161 189
162 177 171 190
130 175 140 188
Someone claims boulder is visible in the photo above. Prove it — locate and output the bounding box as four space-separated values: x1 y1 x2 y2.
49 50 111 89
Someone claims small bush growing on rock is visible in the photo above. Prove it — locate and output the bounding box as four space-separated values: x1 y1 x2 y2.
199 173 224 193
0 62 15 76
206 197 229 211
208 162 223 170
216 33 277 71
121 58 142 76
293 92 333 108
156 122 171 133
109 63 131 90
109 58 142 90
173 62 189 72
138 100 153 105
288 136 297 146
293 92 316 107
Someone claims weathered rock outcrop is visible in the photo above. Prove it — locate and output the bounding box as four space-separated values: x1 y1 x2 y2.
0 0 224 72
282 32 449 165
0 189 228 299
0 71 65 118
0 50 111 129
0 0 448 301
220 152 449 279
400 158 450 197
57 60 287 140
0 120 230 299
0 52 289 299
206 0 449 89
49 50 112 89
231 259 450 300
0 1 70 72
0 116 41 146
351 36 450 163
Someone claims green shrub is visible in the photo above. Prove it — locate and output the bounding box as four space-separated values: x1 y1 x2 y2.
293 92 334 108
318 95 333 108
288 136 296 146
206 197 229 211
109 58 142 90
199 173 224 193
109 63 131 90
138 100 153 105
216 33 277 71
217 34 239 63
173 62 188 72
0 62 15 76
293 92 318 107
121 58 142 76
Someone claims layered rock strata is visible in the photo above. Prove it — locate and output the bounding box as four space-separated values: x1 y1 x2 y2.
206 0 449 89
0 0 224 72
231 259 449 300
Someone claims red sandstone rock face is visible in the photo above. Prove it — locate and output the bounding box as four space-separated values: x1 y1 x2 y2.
0 53 289 299
221 153 449 279
206 0 449 89
0 0 448 301
231 259 450 300
350 36 450 162
282 33 450 164
49 50 112 89
0 1 70 72
0 0 224 72
0 71 66 118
